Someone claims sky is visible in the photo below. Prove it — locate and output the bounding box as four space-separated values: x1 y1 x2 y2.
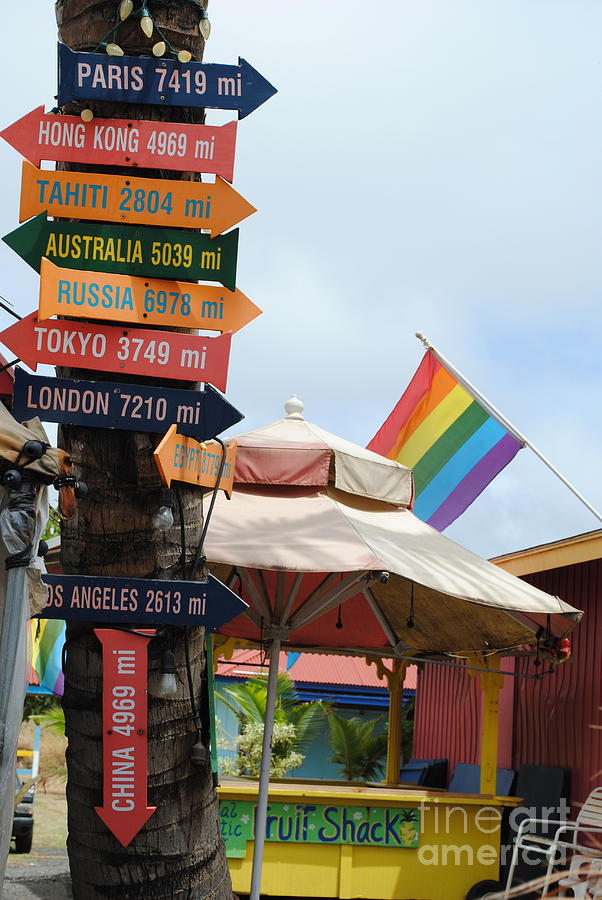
0 1 601 559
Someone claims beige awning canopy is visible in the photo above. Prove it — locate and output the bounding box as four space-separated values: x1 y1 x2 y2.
204 399 582 658
206 487 581 657
232 397 414 508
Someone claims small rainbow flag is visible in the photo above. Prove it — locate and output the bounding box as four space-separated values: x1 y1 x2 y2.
29 619 65 696
367 350 523 531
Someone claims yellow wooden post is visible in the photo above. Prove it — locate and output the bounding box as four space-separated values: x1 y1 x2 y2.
385 659 409 784
477 655 504 795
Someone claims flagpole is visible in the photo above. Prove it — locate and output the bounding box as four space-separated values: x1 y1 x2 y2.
416 332 602 524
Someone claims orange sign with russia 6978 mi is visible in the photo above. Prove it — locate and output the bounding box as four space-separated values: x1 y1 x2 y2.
39 258 261 334
154 425 236 497
19 160 256 235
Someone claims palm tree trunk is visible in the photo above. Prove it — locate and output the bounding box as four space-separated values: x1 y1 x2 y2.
54 2 233 896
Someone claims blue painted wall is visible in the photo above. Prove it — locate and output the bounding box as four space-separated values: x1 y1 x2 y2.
215 676 414 782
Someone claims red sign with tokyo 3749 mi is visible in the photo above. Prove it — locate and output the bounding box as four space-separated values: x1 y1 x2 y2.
0 312 232 390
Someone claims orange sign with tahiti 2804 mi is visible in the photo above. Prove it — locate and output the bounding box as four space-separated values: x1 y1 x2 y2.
39 258 261 333
19 160 255 235
154 425 236 496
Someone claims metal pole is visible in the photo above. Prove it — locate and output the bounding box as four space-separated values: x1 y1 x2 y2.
0 482 37 893
0 566 27 762
416 332 602 523
0 482 37 763
204 633 219 788
249 636 281 900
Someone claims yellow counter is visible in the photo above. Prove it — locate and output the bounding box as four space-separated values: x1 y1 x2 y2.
218 779 519 900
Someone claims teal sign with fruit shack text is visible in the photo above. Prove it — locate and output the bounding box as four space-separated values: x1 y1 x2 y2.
220 800 420 858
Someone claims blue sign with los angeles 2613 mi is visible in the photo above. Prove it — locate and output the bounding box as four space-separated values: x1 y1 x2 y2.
57 44 277 118
40 574 247 628
11 368 243 442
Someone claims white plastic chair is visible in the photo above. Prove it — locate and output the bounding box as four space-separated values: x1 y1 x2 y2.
503 787 602 898
558 856 602 898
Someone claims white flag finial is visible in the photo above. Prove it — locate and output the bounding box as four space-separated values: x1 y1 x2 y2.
284 396 304 420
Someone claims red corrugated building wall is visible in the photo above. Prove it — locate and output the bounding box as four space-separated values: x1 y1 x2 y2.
413 550 602 811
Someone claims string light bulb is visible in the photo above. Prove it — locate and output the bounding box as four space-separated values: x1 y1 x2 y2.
153 488 174 531
152 40 166 57
177 49 192 63
190 737 207 766
81 108 94 123
106 42 124 56
140 8 154 38
153 504 174 531
198 8 211 41
155 650 178 699
119 0 133 20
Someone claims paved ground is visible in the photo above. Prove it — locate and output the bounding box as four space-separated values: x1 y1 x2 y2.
3 848 71 899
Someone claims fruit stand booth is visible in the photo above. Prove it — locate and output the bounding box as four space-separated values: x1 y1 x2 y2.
218 775 515 900
204 401 582 900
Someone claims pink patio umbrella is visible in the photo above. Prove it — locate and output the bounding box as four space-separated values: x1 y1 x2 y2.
203 397 582 900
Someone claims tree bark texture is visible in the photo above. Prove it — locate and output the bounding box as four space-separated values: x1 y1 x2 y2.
54 2 233 896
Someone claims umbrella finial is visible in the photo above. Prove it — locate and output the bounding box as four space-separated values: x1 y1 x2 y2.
284 395 304 420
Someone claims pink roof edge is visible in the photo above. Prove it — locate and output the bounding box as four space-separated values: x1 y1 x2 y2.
216 649 417 691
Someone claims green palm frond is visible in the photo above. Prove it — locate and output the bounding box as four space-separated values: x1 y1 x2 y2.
216 672 329 754
287 700 329 753
217 679 267 725
327 713 387 781
30 704 65 735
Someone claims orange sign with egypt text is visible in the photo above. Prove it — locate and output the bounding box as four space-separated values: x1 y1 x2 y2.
19 161 256 235
39 258 261 333
154 426 236 496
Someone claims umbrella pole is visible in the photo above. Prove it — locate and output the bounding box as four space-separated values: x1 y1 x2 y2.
250 635 281 900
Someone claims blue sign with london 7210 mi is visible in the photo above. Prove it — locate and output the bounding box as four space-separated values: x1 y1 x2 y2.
11 369 244 442
40 574 247 628
57 43 277 118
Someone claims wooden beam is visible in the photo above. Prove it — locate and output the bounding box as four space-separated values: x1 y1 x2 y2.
475 655 504 795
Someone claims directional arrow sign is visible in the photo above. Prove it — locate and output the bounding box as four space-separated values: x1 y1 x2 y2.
20 161 255 235
94 628 155 847
39 258 261 334
58 43 277 119
0 107 237 180
3 215 239 289
0 312 231 389
12 369 244 441
40 573 248 628
154 425 236 495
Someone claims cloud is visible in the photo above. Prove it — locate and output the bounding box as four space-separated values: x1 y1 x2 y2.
1 0 600 559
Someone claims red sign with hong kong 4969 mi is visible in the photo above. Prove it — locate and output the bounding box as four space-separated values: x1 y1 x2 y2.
94 628 156 847
0 107 237 181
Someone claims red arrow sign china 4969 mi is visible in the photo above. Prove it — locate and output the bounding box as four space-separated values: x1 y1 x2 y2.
94 629 156 847
1 107 237 181
0 312 231 390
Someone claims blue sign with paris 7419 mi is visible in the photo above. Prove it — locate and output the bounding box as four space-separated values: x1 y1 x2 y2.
40 574 247 628
57 43 277 118
11 368 243 442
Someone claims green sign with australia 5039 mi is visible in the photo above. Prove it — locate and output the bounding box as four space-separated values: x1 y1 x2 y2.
220 800 420 858
3 214 239 290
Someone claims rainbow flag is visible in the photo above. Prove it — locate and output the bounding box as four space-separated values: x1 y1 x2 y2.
29 619 65 696
367 350 523 530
